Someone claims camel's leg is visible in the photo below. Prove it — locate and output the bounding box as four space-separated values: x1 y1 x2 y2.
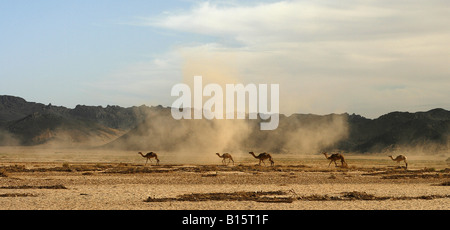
328 161 332 167
145 158 148 166
230 158 234 166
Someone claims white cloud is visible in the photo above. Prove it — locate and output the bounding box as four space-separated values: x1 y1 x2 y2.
112 0 450 117
146 0 449 43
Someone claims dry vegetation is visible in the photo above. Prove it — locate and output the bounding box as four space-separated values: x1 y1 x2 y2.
145 190 295 203
0 148 449 210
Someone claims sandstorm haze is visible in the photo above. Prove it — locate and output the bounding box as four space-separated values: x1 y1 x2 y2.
105 110 350 155
2 94 448 161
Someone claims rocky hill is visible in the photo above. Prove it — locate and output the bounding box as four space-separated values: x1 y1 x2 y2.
339 108 450 153
0 95 159 146
1 95 449 153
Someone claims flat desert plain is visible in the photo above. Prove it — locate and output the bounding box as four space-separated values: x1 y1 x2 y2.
0 147 449 210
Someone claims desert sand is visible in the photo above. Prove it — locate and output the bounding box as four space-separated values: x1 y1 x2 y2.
0 147 449 210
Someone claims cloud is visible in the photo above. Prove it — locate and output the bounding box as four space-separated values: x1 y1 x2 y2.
110 0 450 117
146 0 449 43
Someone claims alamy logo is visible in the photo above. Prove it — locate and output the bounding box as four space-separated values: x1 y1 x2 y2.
171 76 279 130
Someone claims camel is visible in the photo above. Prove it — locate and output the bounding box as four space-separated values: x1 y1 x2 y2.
138 152 160 166
389 155 408 168
216 153 234 165
322 152 347 167
249 152 274 166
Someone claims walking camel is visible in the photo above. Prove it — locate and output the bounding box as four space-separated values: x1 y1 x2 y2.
138 152 160 166
389 155 408 168
216 153 234 165
249 152 274 166
322 152 347 167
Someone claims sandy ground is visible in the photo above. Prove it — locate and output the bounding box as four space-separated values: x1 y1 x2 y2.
0 147 449 210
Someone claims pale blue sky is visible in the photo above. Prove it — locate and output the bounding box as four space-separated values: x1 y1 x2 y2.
1 0 449 118
0 0 193 105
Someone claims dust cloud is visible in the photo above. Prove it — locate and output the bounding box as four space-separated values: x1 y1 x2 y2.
0 130 20 146
105 108 350 163
103 49 351 160
103 49 352 159
381 135 450 157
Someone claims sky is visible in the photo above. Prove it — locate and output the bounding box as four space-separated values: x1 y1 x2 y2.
0 0 449 119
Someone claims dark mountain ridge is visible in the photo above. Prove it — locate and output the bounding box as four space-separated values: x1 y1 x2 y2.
0 95 449 153
339 108 450 153
0 95 152 130
0 95 159 146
